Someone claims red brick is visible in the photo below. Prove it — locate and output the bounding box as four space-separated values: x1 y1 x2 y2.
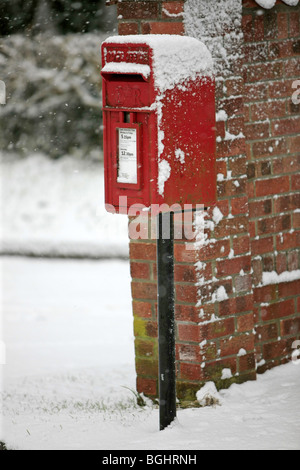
217 97 244 117
119 21 139 35
132 282 157 301
272 117 300 137
132 301 152 318
244 103 251 123
257 214 291 236
141 21 184 35
199 239 231 261
248 220 255 239
216 138 246 159
225 78 244 97
130 242 156 261
136 358 158 377
174 265 197 284
216 255 251 277
220 334 255 357
292 174 300 191
135 338 156 358
290 11 300 38
215 200 230 218
252 258 263 286
277 12 289 40
255 323 278 343
229 156 248 177
255 176 290 197
287 251 299 271
263 339 293 361
244 62 283 83
249 199 272 219
245 122 270 141
231 196 249 216
177 343 201 363
251 236 274 256
203 357 238 380
235 273 252 293
233 235 250 256
288 135 300 154
254 284 278 304
251 101 286 122
239 352 256 373
276 231 300 251
273 155 300 176
252 138 287 158
137 377 157 397
130 262 150 280
276 252 287 274
218 178 247 199
260 299 295 322
242 14 253 43
244 43 268 64
268 79 295 99
199 317 235 342
244 83 268 103
180 363 203 381
175 305 200 323
214 217 249 239
227 117 245 136
161 1 184 18
174 243 198 263
254 12 265 39
237 313 254 333
281 318 300 337
274 193 300 214
247 182 255 201
118 2 159 20
285 58 300 78
269 40 299 60
176 284 198 303
294 213 300 229
219 294 253 317
278 280 300 299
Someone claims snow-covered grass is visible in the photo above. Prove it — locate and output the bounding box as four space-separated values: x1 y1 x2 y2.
1 256 300 450
0 154 129 258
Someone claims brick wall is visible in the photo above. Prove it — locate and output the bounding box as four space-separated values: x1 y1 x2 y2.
105 0 300 404
242 0 300 373
107 0 185 35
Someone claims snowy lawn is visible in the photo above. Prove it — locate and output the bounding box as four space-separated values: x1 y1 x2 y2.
0 154 129 258
0 256 300 450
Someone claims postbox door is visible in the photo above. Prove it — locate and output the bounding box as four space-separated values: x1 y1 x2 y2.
104 108 156 213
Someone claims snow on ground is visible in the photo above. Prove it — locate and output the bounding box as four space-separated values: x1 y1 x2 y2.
0 154 129 258
1 256 300 450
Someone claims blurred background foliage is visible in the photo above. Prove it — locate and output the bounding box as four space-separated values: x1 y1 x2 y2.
0 0 117 160
0 0 115 36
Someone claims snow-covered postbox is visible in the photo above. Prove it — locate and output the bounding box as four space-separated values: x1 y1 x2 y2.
101 35 216 214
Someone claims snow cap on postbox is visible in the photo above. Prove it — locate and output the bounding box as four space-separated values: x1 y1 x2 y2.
102 35 214 94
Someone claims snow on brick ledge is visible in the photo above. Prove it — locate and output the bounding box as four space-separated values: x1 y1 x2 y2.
255 0 299 8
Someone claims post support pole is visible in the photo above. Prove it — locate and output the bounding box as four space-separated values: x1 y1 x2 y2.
157 211 176 431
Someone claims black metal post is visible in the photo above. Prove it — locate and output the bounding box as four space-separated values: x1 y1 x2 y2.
157 211 176 431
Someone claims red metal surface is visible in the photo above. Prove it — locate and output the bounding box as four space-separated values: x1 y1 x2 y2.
101 40 216 214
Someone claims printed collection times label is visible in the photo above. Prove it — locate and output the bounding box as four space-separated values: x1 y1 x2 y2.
117 128 138 185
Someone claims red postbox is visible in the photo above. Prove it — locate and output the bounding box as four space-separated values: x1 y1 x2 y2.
101 35 216 214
